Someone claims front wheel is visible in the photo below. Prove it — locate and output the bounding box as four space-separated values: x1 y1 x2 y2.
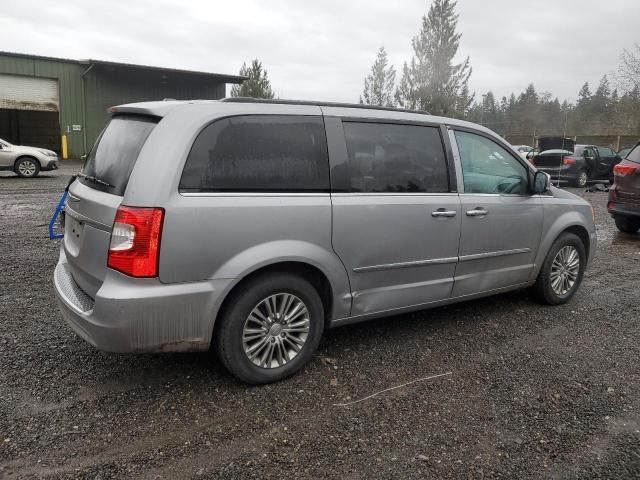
614 216 640 234
573 169 588 188
534 233 586 305
214 272 324 384
15 158 40 178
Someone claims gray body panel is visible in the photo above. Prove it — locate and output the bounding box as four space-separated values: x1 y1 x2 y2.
53 99 597 353
331 193 461 315
453 193 543 297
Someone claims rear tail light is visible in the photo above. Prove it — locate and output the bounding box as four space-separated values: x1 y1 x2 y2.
613 164 638 176
562 156 577 165
607 201 615 210
108 206 164 277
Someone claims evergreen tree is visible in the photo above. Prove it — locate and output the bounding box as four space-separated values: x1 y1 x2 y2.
453 84 474 119
360 47 396 107
396 0 471 115
230 59 275 99
576 82 592 108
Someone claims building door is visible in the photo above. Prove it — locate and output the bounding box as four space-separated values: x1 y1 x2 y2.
0 74 60 153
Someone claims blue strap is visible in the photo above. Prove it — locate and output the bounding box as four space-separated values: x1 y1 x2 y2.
48 190 68 240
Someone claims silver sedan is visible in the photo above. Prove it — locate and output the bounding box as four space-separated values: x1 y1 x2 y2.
0 137 59 177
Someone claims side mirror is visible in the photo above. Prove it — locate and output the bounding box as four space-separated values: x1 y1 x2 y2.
533 171 551 194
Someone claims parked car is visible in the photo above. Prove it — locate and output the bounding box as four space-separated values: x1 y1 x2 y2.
531 145 621 187
0 137 59 177
53 98 596 384
512 144 534 159
608 142 640 233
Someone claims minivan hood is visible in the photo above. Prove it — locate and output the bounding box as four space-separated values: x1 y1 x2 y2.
550 186 587 203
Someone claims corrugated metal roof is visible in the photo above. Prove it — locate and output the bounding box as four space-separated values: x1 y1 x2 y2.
0 51 246 84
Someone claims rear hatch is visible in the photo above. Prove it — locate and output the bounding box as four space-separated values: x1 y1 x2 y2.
64 114 158 298
613 145 640 205
532 149 573 168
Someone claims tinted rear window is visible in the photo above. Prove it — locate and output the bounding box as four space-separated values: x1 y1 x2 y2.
627 145 640 164
179 115 329 192
81 115 157 196
342 122 449 193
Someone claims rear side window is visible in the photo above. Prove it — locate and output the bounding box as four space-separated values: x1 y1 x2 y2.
342 122 449 193
81 115 157 196
179 116 329 192
627 145 640 164
597 146 615 156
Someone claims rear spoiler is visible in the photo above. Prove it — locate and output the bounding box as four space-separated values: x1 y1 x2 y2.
107 100 197 118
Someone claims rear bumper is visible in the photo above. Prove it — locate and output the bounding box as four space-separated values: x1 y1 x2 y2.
608 202 640 218
54 251 233 353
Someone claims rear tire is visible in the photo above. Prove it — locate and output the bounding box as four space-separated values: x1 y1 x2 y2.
534 232 586 305
214 272 324 384
15 158 40 178
614 216 640 234
573 169 588 188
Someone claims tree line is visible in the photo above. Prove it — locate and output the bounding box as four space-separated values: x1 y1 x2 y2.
360 0 640 140
228 0 640 142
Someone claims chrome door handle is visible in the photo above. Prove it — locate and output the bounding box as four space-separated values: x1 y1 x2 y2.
466 208 488 217
431 210 457 218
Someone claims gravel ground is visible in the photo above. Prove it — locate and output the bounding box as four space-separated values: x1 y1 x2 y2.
1 163 639 479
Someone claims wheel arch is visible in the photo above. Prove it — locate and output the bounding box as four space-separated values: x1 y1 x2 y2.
533 212 593 279
213 260 337 343
561 225 591 259
14 155 42 170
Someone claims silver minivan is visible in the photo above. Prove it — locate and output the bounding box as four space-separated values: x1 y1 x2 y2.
54 98 596 384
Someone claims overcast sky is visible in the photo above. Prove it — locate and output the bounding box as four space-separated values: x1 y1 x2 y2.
1 0 638 104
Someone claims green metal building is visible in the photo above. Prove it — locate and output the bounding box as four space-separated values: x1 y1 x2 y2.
0 51 244 158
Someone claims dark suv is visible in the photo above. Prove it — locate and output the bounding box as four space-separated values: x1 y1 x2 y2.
608 143 640 233
533 145 620 187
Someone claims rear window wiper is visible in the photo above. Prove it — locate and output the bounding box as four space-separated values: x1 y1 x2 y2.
77 172 114 188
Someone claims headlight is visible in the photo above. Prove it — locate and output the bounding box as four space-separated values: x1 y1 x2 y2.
39 149 57 157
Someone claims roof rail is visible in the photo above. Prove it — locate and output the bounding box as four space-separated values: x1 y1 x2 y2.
220 97 430 116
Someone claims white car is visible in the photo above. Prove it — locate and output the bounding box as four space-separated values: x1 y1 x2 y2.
512 145 535 160
0 137 59 177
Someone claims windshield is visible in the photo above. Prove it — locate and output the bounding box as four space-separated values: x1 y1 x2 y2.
81 115 157 196
626 145 640 164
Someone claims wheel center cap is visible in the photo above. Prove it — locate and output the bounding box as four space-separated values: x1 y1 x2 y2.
269 323 283 336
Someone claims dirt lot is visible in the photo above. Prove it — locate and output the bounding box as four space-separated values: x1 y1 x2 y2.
1 163 639 479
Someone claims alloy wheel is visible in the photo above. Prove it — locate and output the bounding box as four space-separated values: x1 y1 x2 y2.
577 171 588 187
242 293 310 369
550 245 580 296
18 160 37 177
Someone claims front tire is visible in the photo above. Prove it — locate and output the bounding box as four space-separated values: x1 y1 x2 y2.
614 216 640 234
215 272 324 384
534 232 586 305
573 169 588 188
15 158 40 178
